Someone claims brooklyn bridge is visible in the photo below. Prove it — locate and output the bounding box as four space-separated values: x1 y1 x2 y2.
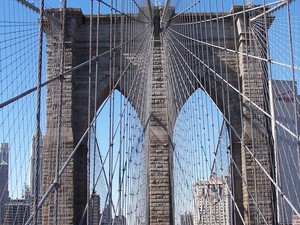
0 0 300 224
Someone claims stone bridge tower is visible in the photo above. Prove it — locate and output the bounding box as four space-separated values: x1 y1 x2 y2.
42 6 274 225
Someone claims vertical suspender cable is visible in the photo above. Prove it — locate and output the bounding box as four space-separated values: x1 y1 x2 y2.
261 1 278 222
109 0 114 223
118 0 125 221
91 1 101 225
34 0 44 224
87 1 94 224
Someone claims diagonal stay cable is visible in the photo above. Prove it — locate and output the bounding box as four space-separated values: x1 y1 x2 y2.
0 26 151 109
97 0 150 23
167 26 300 72
164 28 300 217
167 0 284 25
24 27 152 225
166 28 288 224
165 27 300 141
16 0 61 26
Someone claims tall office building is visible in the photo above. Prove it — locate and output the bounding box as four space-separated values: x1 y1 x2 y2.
270 80 300 224
292 215 300 225
89 194 100 225
101 205 111 225
1 143 9 162
113 215 126 225
99 204 126 225
2 199 30 225
180 212 194 225
193 174 230 225
0 143 10 224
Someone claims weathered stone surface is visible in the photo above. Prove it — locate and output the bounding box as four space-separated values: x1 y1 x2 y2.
43 6 274 225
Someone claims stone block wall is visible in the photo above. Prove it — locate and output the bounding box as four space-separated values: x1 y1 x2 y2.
42 6 274 225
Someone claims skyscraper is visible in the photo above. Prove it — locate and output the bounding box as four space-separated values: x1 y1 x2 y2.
0 143 10 224
270 80 300 224
180 212 194 225
0 143 9 162
101 205 111 225
2 199 30 225
193 174 230 225
89 194 100 225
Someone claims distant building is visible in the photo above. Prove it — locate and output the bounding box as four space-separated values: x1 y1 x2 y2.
193 174 230 225
0 143 10 224
113 215 126 225
99 204 126 225
292 215 300 225
2 199 30 225
270 80 300 224
30 135 43 197
89 194 100 225
1 143 9 162
101 205 111 225
180 212 193 225
136 214 145 225
22 185 31 205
